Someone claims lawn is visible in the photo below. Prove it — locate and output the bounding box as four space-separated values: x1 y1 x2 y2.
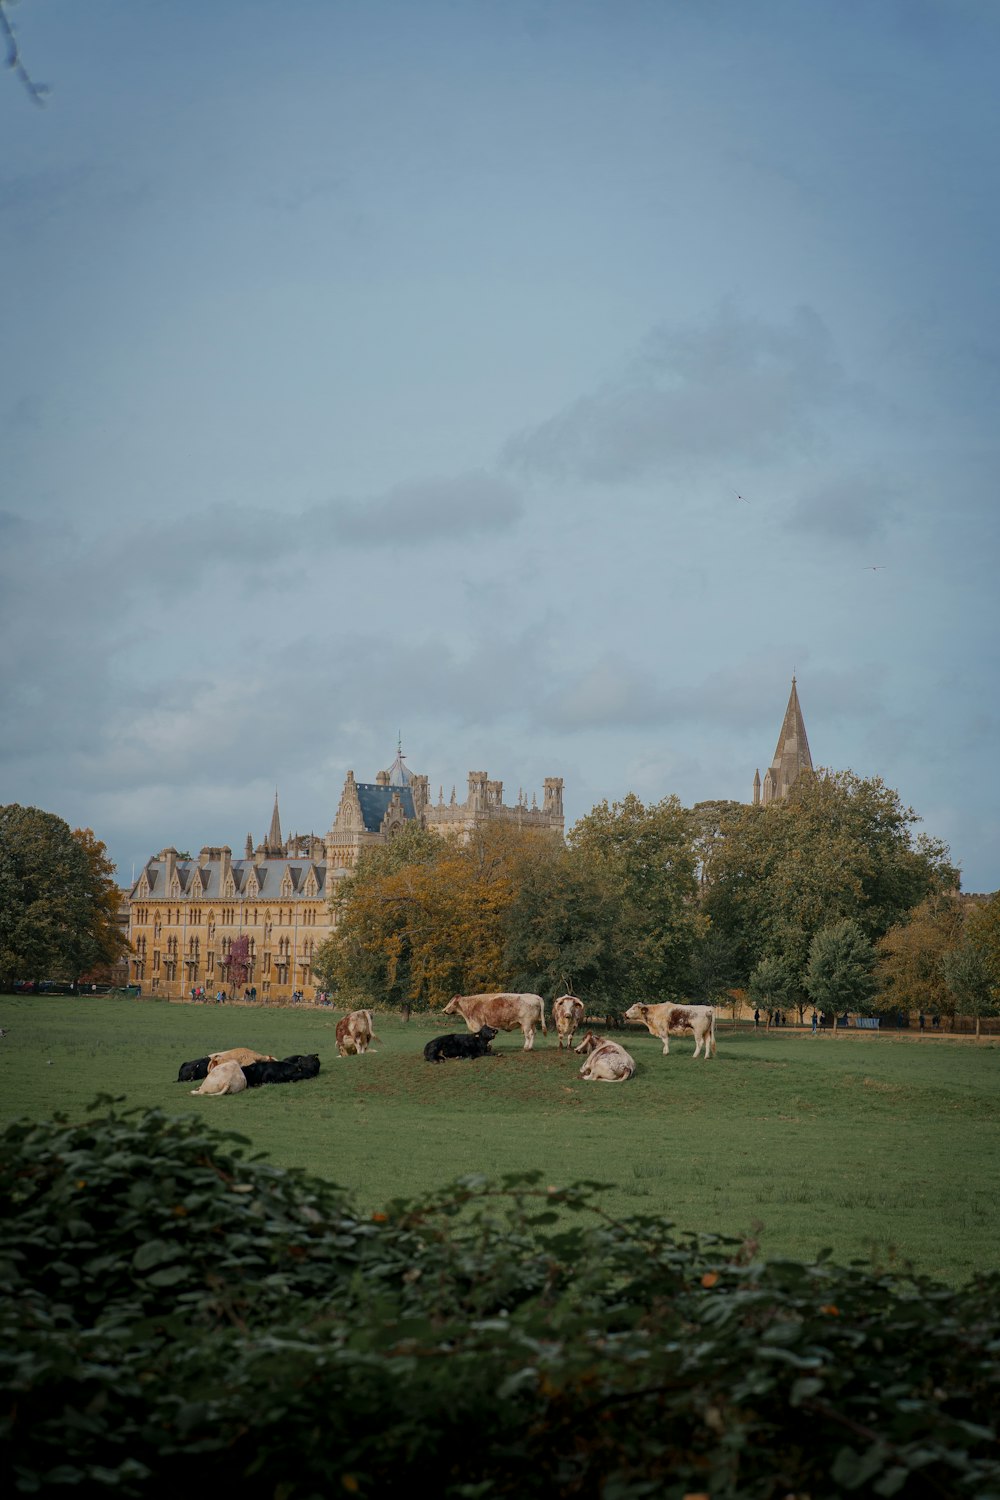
1 993 996 1284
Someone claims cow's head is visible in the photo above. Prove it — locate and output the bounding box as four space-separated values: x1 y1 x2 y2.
442 997 460 1015
623 1004 647 1022
574 1031 601 1055
479 1025 497 1044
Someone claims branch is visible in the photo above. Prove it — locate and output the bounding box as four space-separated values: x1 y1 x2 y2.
1 1 48 105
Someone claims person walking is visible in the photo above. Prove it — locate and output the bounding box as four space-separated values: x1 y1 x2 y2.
811 1009 818 1033
753 1008 760 1030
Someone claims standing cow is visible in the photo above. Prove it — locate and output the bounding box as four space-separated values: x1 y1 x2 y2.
574 1031 635 1082
624 1002 716 1060
442 992 547 1050
552 994 585 1050
336 1009 374 1057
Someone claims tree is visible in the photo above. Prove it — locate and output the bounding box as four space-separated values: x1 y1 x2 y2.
940 940 997 1039
0 806 128 986
223 934 251 997
875 891 966 1020
568 793 704 1007
502 845 622 1017
806 918 876 1031
749 952 798 1027
702 769 956 991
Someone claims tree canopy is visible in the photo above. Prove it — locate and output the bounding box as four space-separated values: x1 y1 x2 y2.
0 806 128 986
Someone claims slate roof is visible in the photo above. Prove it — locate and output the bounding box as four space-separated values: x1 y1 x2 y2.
355 783 416 832
132 857 329 901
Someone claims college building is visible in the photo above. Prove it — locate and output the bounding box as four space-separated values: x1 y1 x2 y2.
126 748 564 1002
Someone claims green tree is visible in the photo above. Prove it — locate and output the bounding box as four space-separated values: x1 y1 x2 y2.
0 806 128 986
568 793 704 1008
502 844 622 1016
806 918 876 1031
703 769 955 991
749 952 798 1028
939 940 997 1038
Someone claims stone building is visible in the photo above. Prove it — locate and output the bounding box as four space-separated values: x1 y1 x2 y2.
753 677 813 806
127 749 564 1002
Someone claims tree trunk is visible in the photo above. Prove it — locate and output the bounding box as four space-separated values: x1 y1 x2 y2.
401 1004 411 1023
976 1014 981 1039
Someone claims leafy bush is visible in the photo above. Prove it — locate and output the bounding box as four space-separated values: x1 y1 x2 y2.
2 1104 998 1498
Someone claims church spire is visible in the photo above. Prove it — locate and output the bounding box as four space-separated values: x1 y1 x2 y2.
266 789 283 853
760 677 813 806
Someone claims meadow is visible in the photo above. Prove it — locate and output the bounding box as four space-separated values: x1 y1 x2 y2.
1 993 996 1285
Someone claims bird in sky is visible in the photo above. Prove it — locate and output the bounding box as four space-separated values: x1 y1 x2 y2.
864 565 887 571
734 491 748 502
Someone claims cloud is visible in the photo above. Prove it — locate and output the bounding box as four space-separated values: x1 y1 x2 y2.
784 473 901 544
503 304 855 483
100 470 524 599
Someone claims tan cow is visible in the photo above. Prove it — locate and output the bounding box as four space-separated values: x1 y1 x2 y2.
336 1009 374 1057
574 1031 635 1082
624 1002 717 1060
552 994 585 1050
442 992 547 1050
190 1059 247 1096
207 1047 276 1071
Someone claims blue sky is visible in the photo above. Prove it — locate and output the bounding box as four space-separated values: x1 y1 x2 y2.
2 0 997 890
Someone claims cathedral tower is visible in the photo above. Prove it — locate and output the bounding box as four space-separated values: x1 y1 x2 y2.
754 677 813 806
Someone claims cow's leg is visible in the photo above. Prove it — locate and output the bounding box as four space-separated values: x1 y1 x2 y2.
523 1023 535 1050
692 1033 704 1059
661 1036 670 1055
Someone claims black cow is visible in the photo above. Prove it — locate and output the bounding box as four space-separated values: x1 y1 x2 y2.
424 1026 498 1063
177 1056 211 1082
242 1053 321 1086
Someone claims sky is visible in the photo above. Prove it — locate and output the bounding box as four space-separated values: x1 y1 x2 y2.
1 0 998 892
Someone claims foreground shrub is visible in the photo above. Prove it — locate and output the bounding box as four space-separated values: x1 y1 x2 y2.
1 1104 998 1497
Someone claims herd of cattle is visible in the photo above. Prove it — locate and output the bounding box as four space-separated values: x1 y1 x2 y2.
177 995 716 1095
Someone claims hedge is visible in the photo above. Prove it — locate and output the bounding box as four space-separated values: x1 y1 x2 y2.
1 1103 998 1497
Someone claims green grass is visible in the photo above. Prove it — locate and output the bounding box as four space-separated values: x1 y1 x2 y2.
1 994 997 1283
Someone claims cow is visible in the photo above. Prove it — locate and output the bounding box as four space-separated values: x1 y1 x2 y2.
624 1002 717 1060
574 1031 636 1083
424 1026 497 1063
243 1054 321 1086
552 994 585 1050
177 1055 210 1082
189 1059 247 1096
442 992 547 1050
336 1009 374 1057
207 1047 276 1072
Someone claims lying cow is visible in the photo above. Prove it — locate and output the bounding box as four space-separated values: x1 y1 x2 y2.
336 1009 374 1057
624 1001 717 1060
177 1055 210 1082
574 1031 636 1082
424 1026 497 1063
207 1047 276 1071
442 992 547 1050
189 1059 247 1096
552 994 585 1050
243 1053 321 1086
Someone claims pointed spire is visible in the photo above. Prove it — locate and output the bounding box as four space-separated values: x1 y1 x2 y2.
267 790 283 852
245 832 254 859
761 679 813 805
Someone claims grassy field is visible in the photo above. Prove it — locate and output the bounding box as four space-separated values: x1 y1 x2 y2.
1 993 997 1284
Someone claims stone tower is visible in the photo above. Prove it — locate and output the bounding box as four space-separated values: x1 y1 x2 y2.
754 677 813 806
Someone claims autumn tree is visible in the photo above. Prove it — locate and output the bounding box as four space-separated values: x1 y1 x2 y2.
224 934 252 997
875 891 966 1020
0 806 128 986
806 918 876 1030
938 891 1000 1037
702 770 955 992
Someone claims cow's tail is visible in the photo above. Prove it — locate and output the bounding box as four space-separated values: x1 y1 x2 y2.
539 996 547 1036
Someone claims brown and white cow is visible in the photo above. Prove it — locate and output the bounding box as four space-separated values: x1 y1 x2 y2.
442 992 547 1050
336 1009 374 1057
552 994 585 1050
207 1047 276 1072
574 1031 635 1083
624 1002 717 1060
190 1059 247 1096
